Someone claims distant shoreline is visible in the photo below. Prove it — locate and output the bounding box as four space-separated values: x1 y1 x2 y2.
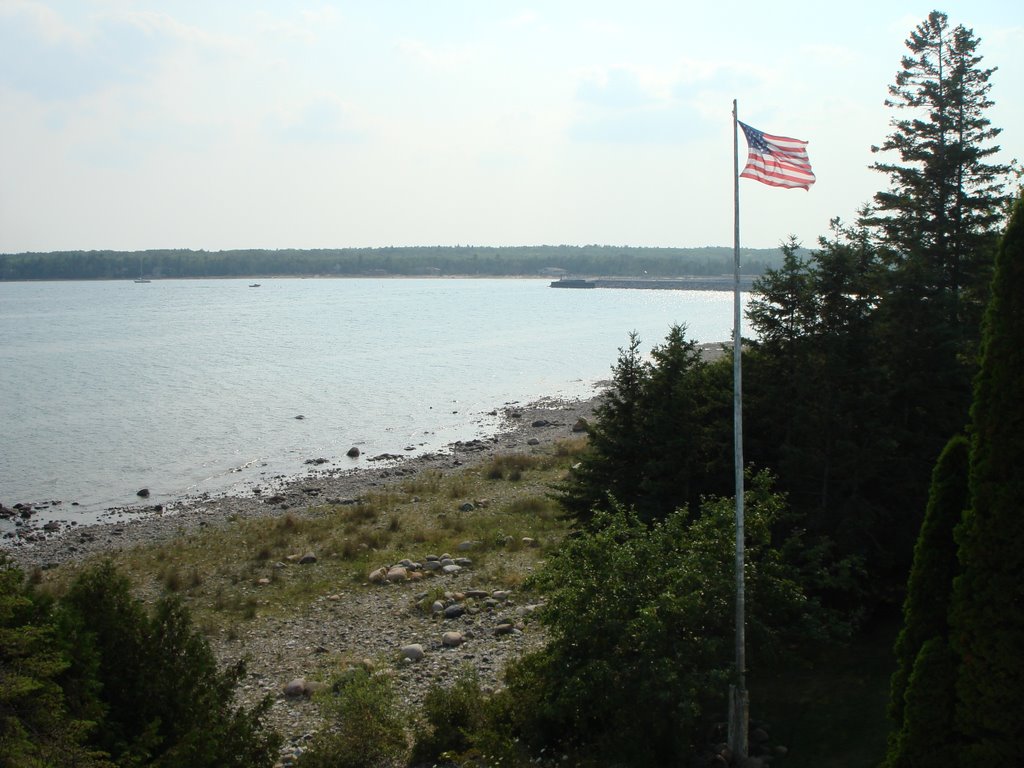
0 273 755 284
0 274 553 284
0 244 791 282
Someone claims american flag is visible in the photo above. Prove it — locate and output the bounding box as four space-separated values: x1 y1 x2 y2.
738 121 815 190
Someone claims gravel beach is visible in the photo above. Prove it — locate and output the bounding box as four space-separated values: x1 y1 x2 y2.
3 395 600 755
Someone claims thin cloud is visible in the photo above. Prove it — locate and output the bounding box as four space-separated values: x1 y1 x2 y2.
0 5 236 101
268 97 365 145
576 68 656 109
395 37 475 71
503 9 539 28
1 0 1020 253
0 0 85 45
572 65 723 144
252 6 342 46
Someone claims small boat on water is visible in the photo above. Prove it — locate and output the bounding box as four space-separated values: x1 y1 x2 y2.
134 256 151 282
249 283 261 288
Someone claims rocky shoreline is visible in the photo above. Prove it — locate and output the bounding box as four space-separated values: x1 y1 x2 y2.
3 395 600 757
4 395 598 572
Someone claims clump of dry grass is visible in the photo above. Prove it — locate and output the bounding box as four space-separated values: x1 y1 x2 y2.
446 476 473 499
161 564 203 593
483 452 544 480
400 470 444 496
553 436 588 456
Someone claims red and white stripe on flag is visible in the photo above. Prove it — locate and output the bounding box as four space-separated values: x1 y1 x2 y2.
738 121 815 190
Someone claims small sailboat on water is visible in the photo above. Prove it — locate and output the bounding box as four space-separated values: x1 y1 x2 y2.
134 256 151 283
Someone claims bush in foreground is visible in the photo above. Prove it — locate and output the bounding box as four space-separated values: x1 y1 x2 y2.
59 561 281 768
496 471 826 766
298 668 406 768
1 558 280 768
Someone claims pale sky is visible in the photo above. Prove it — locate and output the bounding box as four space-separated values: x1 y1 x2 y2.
1 1 1021 253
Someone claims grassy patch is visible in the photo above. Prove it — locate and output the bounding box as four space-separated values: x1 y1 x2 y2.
33 438 588 633
400 470 445 496
483 453 541 481
553 436 588 457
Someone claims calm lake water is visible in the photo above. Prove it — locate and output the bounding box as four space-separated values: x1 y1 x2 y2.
0 278 750 529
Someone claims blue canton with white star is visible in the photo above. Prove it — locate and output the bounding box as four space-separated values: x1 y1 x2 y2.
741 123 772 154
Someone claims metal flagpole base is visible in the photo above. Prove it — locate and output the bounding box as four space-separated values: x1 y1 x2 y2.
728 684 749 761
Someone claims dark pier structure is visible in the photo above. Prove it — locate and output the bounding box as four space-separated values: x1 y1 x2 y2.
550 275 755 291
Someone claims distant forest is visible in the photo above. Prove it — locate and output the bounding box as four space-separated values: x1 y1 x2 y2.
0 244 789 281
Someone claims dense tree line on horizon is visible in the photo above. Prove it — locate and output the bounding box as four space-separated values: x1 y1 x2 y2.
0 244 788 281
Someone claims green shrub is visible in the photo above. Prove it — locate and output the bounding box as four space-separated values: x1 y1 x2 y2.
411 669 485 764
0 557 107 767
950 194 1024 766
298 668 406 768
500 471 825 766
58 561 280 768
892 637 958 768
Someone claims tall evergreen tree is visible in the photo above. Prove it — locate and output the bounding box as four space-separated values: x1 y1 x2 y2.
870 10 1010 312
745 236 815 360
867 10 1011 557
636 324 709 519
949 193 1024 766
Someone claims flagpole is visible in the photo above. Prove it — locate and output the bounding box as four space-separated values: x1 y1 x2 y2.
728 98 749 761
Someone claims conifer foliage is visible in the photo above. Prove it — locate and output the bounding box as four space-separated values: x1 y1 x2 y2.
883 194 1023 767
58 561 280 768
866 11 1012 549
0 559 280 768
870 10 1010 308
745 226 888 564
0 558 108 767
883 435 968 768
949 193 1024 766
558 325 728 525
